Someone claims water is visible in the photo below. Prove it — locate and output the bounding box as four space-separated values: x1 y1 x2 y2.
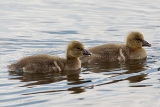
0 0 160 107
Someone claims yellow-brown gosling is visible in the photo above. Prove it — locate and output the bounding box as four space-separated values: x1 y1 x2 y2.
81 31 151 63
8 41 91 73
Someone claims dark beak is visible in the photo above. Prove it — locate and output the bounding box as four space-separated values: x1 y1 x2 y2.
83 49 92 55
142 40 151 47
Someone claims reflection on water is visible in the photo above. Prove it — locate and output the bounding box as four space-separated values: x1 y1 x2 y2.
8 69 90 95
83 59 147 73
8 59 149 95
82 59 149 86
1 0 160 107
9 69 81 86
9 73 66 87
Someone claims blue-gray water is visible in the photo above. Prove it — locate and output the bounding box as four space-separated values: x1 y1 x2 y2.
0 0 160 107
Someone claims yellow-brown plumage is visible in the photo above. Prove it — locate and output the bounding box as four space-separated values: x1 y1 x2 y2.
81 31 151 63
7 41 91 73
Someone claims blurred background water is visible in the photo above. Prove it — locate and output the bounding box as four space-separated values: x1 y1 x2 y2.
0 0 160 107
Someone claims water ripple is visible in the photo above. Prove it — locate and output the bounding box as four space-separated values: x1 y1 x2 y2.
0 0 160 107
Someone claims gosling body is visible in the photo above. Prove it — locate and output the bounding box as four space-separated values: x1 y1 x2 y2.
81 31 151 63
8 41 91 73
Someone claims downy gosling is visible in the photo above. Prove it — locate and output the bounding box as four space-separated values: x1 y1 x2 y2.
81 31 151 63
8 41 91 73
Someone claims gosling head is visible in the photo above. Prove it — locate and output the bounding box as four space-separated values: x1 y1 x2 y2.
126 31 151 50
66 41 91 59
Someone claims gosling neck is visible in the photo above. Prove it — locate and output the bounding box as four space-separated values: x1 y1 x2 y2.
126 43 142 51
67 55 78 60
66 52 79 60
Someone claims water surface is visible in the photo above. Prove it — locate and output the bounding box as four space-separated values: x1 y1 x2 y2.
1 0 160 107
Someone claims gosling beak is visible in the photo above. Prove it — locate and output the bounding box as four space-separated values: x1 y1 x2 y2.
83 49 92 55
142 40 151 47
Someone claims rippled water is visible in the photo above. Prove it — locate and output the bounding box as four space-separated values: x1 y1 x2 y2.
1 0 160 107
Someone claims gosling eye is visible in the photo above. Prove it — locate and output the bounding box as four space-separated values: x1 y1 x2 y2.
76 47 82 50
136 38 142 42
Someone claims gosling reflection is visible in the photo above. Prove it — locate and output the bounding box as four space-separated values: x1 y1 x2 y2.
67 75 91 94
82 58 147 83
124 59 147 74
9 69 88 94
9 69 82 87
126 74 147 83
67 75 85 94
9 73 66 87
82 61 121 73
68 87 85 94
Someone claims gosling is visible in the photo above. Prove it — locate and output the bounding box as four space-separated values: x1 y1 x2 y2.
81 31 151 63
8 41 91 73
